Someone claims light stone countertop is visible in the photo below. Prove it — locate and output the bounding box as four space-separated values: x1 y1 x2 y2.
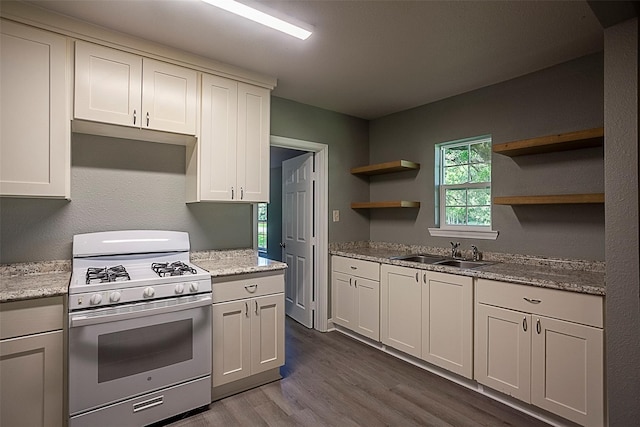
330 243 605 296
0 250 286 303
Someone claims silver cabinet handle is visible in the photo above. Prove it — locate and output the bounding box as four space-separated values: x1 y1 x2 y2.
245 284 258 293
423 273 426 284
524 298 542 304
133 395 163 413
354 279 357 288
245 301 249 317
231 187 234 199
536 318 541 334
146 112 150 127
255 300 259 315
523 317 527 332
350 266 357 270
133 109 137 125
241 187 244 200
349 277 352 286
415 272 419 282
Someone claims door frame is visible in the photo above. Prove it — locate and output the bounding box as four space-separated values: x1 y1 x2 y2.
253 135 329 332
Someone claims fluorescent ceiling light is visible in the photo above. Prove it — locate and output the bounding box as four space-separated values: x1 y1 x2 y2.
201 0 312 40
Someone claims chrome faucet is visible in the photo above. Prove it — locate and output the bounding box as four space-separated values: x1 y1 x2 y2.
471 245 479 262
450 241 460 259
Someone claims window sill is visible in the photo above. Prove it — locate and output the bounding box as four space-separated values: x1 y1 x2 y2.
428 228 499 240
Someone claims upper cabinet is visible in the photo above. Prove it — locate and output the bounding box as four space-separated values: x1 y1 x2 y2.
189 74 270 203
74 41 197 135
0 20 70 199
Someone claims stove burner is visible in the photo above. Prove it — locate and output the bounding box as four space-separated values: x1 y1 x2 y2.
86 265 130 284
151 261 197 277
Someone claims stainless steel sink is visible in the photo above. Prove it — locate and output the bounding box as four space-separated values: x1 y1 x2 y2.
390 254 446 264
434 259 492 269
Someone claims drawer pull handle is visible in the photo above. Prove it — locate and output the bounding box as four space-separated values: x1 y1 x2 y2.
255 300 259 315
133 395 163 413
536 318 541 334
522 317 527 332
245 284 258 293
524 298 542 304
245 301 249 317
350 266 357 270
423 273 426 284
354 279 357 288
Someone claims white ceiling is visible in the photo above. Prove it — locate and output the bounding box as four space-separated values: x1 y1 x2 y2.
26 0 604 120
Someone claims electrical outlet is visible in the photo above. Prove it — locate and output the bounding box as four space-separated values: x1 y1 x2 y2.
332 210 340 222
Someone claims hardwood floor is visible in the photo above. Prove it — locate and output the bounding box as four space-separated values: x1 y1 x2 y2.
164 318 550 427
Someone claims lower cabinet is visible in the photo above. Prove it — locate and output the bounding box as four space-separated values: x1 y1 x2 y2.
475 279 604 427
211 271 285 393
331 256 380 340
0 297 64 427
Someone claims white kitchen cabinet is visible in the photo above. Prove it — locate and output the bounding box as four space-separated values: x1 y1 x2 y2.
421 271 473 379
331 256 380 341
74 41 197 135
193 73 270 202
211 272 284 390
0 297 64 427
0 20 70 198
380 264 422 358
475 279 604 427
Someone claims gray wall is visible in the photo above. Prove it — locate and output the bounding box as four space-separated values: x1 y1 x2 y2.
368 53 605 260
604 17 639 426
270 96 370 244
0 134 252 263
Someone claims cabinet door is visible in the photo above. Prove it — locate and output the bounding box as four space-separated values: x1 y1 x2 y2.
200 74 237 201
236 83 270 202
142 58 197 134
475 304 531 402
74 41 142 127
332 271 354 329
1 20 69 198
531 316 604 427
0 330 63 427
251 294 285 375
212 300 251 386
380 265 421 357
353 276 380 341
422 272 473 378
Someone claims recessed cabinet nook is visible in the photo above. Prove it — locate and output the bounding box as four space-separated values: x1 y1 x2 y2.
0 8 274 203
493 127 605 206
331 255 604 426
350 160 421 209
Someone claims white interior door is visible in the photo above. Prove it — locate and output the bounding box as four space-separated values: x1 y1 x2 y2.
282 153 314 328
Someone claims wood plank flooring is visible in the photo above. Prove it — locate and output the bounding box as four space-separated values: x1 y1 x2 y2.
163 318 550 427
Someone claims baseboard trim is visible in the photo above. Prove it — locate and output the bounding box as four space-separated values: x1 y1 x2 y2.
211 368 281 401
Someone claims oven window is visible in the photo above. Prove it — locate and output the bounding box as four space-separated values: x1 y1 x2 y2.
97 319 193 383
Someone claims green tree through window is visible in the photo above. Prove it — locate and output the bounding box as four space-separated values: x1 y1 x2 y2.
257 203 267 252
437 136 492 228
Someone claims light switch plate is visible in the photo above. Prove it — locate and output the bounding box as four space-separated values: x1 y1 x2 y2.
332 210 340 222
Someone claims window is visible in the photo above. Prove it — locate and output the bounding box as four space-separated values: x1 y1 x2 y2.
429 136 497 239
257 203 267 253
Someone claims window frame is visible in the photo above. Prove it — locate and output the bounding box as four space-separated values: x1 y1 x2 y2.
429 135 498 240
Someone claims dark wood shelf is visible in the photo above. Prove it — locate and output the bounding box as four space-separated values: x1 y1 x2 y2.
493 193 605 205
493 127 604 157
351 160 420 176
351 201 421 209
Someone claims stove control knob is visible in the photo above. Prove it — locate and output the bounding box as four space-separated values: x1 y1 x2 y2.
90 294 102 305
174 284 185 294
143 287 155 298
189 282 199 293
110 291 122 303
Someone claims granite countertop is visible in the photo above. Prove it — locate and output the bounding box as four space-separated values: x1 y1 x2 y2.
0 250 286 303
0 260 71 303
330 243 605 296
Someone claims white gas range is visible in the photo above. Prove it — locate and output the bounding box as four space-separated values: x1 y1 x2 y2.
68 230 212 427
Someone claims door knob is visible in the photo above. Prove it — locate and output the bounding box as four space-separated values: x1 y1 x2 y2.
279 242 286 248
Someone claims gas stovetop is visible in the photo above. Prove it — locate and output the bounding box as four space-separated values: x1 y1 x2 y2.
69 230 211 311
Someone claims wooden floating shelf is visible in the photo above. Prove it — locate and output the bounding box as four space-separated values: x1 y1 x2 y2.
351 160 420 176
493 127 604 157
493 193 605 205
351 201 421 209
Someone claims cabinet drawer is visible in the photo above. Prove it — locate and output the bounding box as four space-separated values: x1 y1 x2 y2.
476 279 603 328
332 256 379 281
212 271 284 303
0 297 64 340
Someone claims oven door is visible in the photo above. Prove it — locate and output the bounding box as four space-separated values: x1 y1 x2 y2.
68 294 212 416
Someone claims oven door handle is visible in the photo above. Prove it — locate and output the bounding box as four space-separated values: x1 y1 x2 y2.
69 295 212 328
